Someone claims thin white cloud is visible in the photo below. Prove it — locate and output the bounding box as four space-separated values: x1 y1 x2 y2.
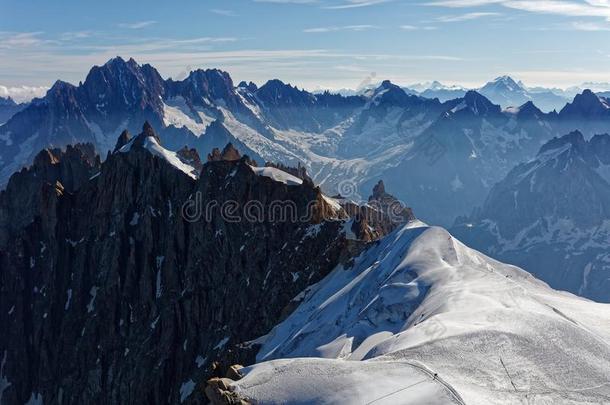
210 9 238 16
400 25 438 30
324 0 393 9
0 32 53 49
426 0 503 6
436 11 500 21
118 21 157 29
0 85 48 103
571 20 610 29
253 0 318 3
304 25 378 32
59 31 94 41
427 0 610 20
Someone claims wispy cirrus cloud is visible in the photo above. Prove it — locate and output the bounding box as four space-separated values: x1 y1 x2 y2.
253 0 318 3
210 9 238 16
436 11 500 21
118 20 157 29
323 0 393 9
400 24 438 30
571 20 610 29
253 0 393 8
59 31 94 41
0 32 53 48
304 25 378 32
427 0 610 20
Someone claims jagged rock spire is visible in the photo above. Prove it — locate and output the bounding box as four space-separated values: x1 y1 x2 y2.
133 121 162 148
371 180 386 199
207 142 242 162
114 130 132 152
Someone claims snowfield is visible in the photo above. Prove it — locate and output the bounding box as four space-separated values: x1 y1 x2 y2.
119 135 200 179
231 223 610 404
248 165 303 186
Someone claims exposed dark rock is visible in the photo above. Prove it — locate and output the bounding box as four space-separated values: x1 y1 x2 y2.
114 129 132 152
0 125 352 404
207 143 248 164
336 180 416 242
177 147 204 173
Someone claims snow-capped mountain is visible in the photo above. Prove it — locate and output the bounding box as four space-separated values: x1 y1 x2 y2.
479 76 531 108
405 77 570 112
477 76 569 112
212 222 610 404
367 90 560 225
406 81 467 102
453 131 610 302
3 57 610 230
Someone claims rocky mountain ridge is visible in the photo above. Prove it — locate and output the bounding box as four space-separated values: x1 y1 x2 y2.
0 122 414 404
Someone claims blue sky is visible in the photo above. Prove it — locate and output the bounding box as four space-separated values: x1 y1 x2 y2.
2 0 610 98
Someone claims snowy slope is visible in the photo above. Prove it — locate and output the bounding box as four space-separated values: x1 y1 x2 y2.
248 165 303 186
119 135 199 179
231 223 610 404
162 96 215 136
234 357 462 405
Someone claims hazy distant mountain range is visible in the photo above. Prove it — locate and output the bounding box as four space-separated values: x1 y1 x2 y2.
2 57 610 228
322 76 610 113
453 131 610 302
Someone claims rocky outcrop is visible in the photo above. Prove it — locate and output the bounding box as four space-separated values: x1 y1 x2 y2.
114 129 132 152
207 143 242 162
177 146 204 173
0 123 351 404
0 143 100 247
337 180 416 241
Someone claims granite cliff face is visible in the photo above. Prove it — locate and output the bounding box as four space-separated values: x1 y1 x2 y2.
0 123 367 404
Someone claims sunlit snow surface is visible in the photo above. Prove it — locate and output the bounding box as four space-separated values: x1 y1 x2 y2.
232 223 610 404
162 97 215 136
119 136 199 179
248 165 303 186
